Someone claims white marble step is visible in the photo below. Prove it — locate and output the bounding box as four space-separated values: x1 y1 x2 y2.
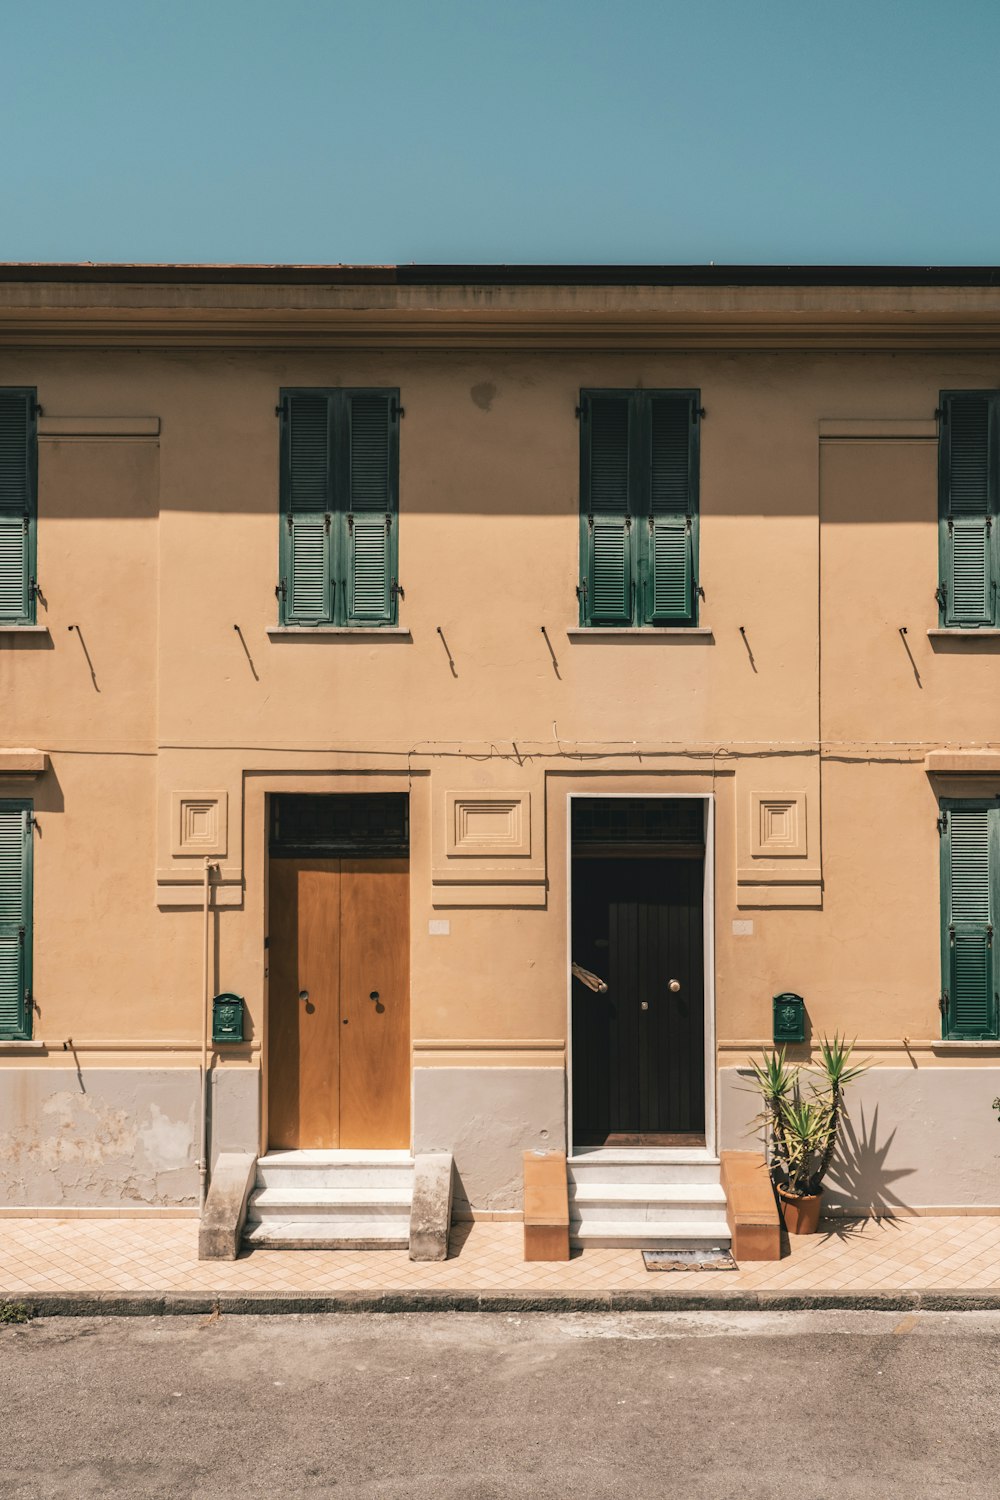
567 1153 721 1186
247 1187 411 1222
570 1219 732 1250
256 1150 414 1191
244 1220 409 1250
570 1183 728 1224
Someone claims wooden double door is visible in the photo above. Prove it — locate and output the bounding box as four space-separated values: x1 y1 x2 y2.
572 855 705 1146
268 858 409 1149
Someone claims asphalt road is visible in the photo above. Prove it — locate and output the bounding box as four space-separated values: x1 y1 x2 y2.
2 1309 999 1498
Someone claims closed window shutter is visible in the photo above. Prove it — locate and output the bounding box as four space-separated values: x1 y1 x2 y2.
345 393 397 624
645 397 695 624
941 395 996 626
281 394 333 624
0 391 34 624
943 806 997 1039
0 803 31 1041
583 397 632 625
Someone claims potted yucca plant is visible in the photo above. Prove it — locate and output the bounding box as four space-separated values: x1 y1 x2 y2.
747 1034 869 1234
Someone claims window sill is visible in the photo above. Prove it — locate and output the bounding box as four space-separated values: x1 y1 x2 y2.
0 1040 44 1052
927 629 1000 639
267 626 411 639
0 625 49 635
566 627 714 640
931 1040 1000 1051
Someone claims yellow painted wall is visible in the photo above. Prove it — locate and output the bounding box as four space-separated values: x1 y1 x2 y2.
1 283 998 1114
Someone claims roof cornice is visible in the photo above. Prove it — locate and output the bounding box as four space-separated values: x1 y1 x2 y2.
5 274 1000 350
2 262 1000 288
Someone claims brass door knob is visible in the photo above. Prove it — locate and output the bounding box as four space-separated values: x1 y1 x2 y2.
668 979 681 993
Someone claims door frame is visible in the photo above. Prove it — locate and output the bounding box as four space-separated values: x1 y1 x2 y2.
565 792 717 1161
260 781 415 1155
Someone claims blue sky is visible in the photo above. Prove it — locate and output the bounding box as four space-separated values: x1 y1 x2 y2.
4 0 999 265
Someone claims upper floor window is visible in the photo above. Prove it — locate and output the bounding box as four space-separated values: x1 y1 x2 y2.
578 389 700 628
938 392 999 627
277 389 400 627
0 388 38 626
939 801 999 1040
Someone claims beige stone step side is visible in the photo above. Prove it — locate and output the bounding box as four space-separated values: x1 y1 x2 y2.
523 1150 569 1262
721 1150 782 1262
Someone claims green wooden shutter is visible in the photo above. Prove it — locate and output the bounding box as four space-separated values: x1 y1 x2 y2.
645 396 695 624
0 390 36 624
280 393 333 624
582 396 632 624
0 802 31 1040
345 393 398 625
942 805 998 1039
940 394 997 626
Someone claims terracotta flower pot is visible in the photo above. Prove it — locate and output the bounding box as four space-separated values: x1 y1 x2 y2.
777 1187 823 1235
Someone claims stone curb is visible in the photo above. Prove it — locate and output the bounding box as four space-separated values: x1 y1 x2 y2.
6 1287 1000 1316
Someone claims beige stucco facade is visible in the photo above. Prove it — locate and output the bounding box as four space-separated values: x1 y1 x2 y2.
2 267 1000 1215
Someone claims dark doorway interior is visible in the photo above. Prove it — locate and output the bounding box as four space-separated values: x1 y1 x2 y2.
571 799 706 1147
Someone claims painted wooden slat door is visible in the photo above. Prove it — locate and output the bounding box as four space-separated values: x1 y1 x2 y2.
943 807 997 1039
338 858 410 1148
645 396 695 625
268 856 410 1149
941 394 996 626
0 802 31 1040
583 396 633 625
0 391 34 623
281 394 334 624
268 860 342 1149
345 392 397 625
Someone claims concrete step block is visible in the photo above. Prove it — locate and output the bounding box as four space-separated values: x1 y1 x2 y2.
570 1219 733 1250
246 1188 412 1223
567 1156 722 1186
243 1220 409 1250
256 1152 415 1191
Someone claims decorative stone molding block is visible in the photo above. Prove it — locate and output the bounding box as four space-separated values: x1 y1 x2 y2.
170 791 228 858
751 791 807 858
432 787 545 906
446 791 530 858
737 788 821 908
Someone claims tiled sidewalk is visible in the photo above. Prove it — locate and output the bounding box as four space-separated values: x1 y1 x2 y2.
3 1214 1000 1302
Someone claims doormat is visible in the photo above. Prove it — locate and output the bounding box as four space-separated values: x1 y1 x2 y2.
642 1248 738 1272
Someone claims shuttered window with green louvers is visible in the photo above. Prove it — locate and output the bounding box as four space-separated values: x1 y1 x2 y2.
940 802 999 1040
0 801 32 1041
579 390 699 627
278 389 399 626
0 389 38 625
938 393 999 627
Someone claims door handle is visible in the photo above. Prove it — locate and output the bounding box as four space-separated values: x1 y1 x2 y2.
668 979 681 993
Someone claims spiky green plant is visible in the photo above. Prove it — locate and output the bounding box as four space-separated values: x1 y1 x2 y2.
745 1047 797 1184
779 1096 833 1196
745 1034 870 1197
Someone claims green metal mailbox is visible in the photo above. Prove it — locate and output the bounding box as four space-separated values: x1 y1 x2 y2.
772 992 805 1045
212 992 245 1045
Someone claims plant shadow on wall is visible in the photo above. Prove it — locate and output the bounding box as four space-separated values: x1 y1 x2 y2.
822 1103 915 1219
744 1036 912 1233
